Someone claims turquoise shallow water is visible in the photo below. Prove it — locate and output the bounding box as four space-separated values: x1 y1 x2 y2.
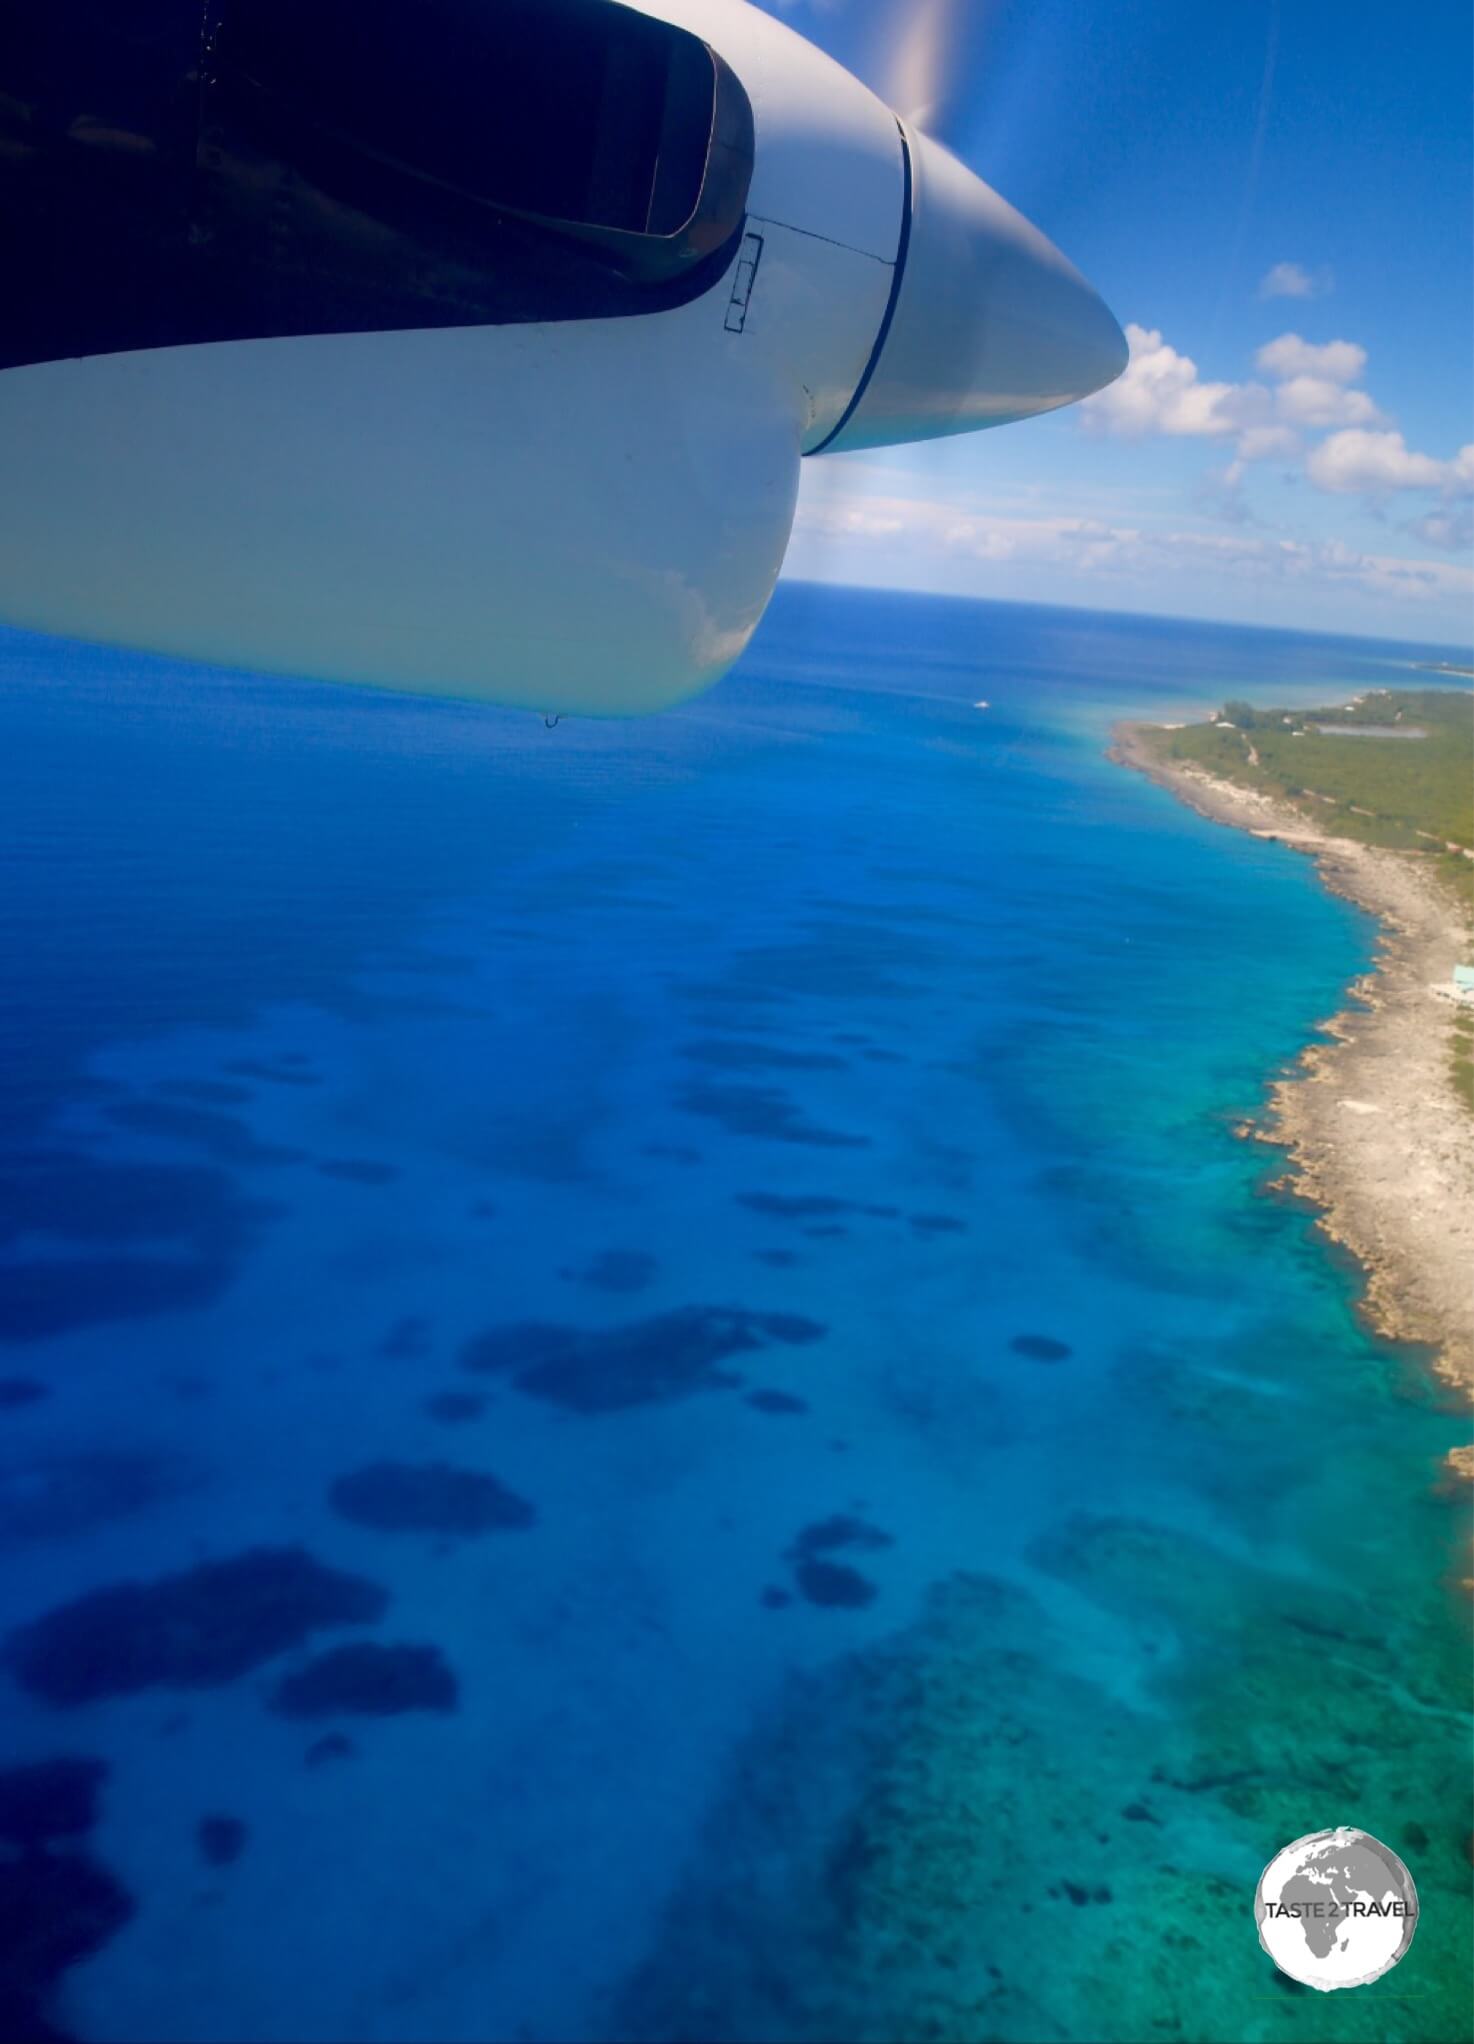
0 587 1468 2041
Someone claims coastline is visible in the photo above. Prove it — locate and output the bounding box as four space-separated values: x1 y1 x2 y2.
1110 720 1474 1473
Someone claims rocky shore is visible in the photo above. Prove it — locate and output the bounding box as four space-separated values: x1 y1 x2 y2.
1111 721 1473 1480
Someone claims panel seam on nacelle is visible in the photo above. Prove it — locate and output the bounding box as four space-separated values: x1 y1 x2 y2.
745 214 892 265
804 121 914 457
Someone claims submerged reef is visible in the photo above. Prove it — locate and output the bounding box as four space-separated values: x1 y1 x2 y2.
103 1099 305 1169
0 1150 280 1343
1 1846 135 2041
460 1305 824 1414
422 1391 485 1425
737 1193 900 1223
316 1158 399 1184
6 1547 387 1705
329 1461 535 1535
0 1758 107 1850
1010 1332 1073 1363
0 1757 133 2042
224 1056 319 1087
679 1038 848 1074
560 1249 658 1295
195 1815 248 1867
271 1642 458 1717
793 1559 877 1609
613 1528 1472 2043
303 1733 357 1769
379 1315 433 1361
0 1379 47 1410
676 1081 869 1150
784 1515 894 1610
746 1389 810 1416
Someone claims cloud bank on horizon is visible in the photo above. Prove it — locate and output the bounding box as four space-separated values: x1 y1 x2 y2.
767 0 1472 646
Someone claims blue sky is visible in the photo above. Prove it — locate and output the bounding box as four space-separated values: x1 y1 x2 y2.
767 0 1474 645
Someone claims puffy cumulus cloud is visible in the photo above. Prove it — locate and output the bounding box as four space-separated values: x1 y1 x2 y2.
1250 336 1382 428
1089 321 1469 517
1258 261 1332 300
1273 376 1383 429
1306 429 1465 495
1083 320 1474 526
1255 334 1367 384
1236 424 1302 461
1081 325 1271 443
1410 506 1474 553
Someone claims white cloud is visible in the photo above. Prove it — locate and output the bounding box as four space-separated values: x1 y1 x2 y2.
1082 325 1270 443
1273 376 1383 429
792 483 1474 610
1236 424 1302 461
1306 429 1459 494
1255 334 1367 384
1258 262 1332 300
1082 325 1377 460
1410 507 1474 553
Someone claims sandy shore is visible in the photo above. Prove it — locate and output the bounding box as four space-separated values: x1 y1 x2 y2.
1111 722 1473 1471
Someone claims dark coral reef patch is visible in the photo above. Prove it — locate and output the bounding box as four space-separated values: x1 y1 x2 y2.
560 1250 657 1295
329 1461 535 1535
1 1845 135 2041
304 1733 356 1769
679 1039 847 1074
0 1756 133 2042
317 1159 400 1185
1011 1333 1073 1363
746 1389 810 1416
379 1315 433 1361
793 1559 877 1608
784 1515 894 1610
0 1758 108 1850
737 1193 898 1222
461 1306 824 1414
224 1056 320 1087
423 1391 485 1425
105 1099 305 1169
196 1814 248 1867
0 1152 279 1344
6 1547 386 1706
271 1642 458 1717
910 1213 967 1235
677 1083 869 1150
0 1378 47 1410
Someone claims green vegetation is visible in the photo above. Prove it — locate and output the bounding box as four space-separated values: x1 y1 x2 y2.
1140 686 1474 910
1138 685 1474 1111
1453 1011 1474 1113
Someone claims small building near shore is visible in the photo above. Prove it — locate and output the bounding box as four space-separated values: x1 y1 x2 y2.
1432 966 1474 1008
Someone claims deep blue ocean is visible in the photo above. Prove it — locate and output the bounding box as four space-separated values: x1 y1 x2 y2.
0 585 1469 2043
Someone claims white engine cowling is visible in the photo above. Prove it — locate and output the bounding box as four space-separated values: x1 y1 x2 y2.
0 0 1125 715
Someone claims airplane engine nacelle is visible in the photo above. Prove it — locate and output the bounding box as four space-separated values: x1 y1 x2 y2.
0 0 1126 714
